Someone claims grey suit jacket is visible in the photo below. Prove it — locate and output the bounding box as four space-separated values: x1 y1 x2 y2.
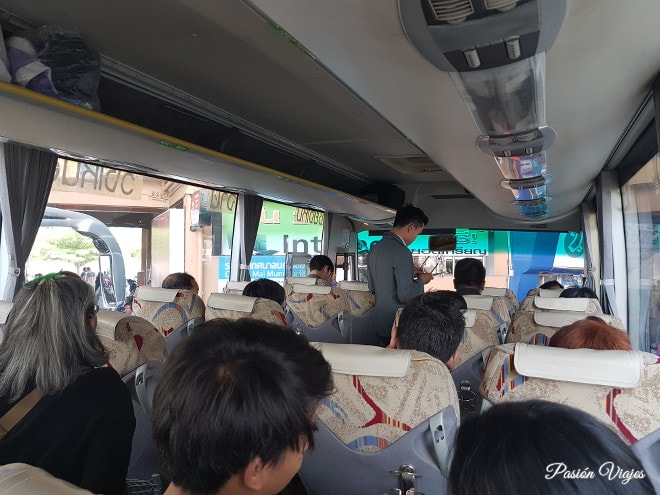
367 232 424 339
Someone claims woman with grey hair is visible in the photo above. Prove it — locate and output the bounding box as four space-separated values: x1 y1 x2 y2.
0 272 135 495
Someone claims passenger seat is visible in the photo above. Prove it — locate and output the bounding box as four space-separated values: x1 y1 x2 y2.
284 278 350 343
337 280 377 345
299 343 459 495
133 286 205 350
205 293 287 326
481 343 660 445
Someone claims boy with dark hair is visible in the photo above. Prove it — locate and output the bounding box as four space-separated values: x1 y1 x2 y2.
161 272 199 294
152 318 333 495
243 278 286 307
308 255 334 283
453 258 486 296
388 290 466 370
367 204 433 345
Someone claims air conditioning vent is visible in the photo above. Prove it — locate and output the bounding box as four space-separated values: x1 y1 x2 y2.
375 155 443 175
484 0 519 12
426 0 474 24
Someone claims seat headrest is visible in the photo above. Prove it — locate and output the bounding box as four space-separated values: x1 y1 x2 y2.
292 283 332 294
513 343 643 388
463 295 494 311
286 277 316 285
134 286 180 302
0 301 13 324
482 287 506 296
207 293 257 312
533 310 594 328
312 343 414 377
539 288 563 298
533 295 590 312
95 310 129 339
225 280 250 292
338 281 370 291
464 308 477 328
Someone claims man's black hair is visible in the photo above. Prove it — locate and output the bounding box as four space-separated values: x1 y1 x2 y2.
243 278 286 306
392 205 428 228
309 255 334 273
152 318 333 494
453 258 486 288
560 287 598 300
161 272 196 290
397 290 466 363
450 400 654 495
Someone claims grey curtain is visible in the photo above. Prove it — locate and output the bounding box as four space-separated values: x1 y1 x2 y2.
237 194 264 282
0 143 57 299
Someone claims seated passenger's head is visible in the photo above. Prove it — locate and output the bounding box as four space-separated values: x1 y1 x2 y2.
0 271 107 401
152 318 333 495
243 278 286 307
560 286 598 299
549 315 631 351
390 290 466 370
161 272 199 294
449 400 654 495
391 205 429 245
539 280 564 290
453 258 486 295
309 255 334 282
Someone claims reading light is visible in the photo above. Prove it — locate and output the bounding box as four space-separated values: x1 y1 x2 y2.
399 0 567 219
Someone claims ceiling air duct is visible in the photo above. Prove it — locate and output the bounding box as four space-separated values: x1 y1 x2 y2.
399 0 566 219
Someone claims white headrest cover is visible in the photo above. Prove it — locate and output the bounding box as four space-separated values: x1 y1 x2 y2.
286 277 316 285
482 287 506 296
464 308 477 328
0 463 95 494
95 310 127 340
292 283 332 294
338 281 370 292
539 288 563 298
0 301 13 324
513 343 642 388
207 293 257 312
135 286 179 302
312 343 413 377
463 295 494 311
533 311 592 328
534 295 589 312
225 280 250 291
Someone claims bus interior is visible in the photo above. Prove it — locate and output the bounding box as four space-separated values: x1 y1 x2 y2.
0 0 658 493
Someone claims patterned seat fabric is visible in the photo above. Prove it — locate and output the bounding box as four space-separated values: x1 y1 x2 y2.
284 283 349 328
95 310 166 377
338 281 375 317
481 343 660 444
205 293 287 326
300 344 459 495
506 310 626 345
454 308 500 368
133 286 206 338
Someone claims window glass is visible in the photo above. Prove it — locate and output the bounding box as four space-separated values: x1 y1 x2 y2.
28 159 237 306
217 201 324 283
621 153 660 354
358 229 584 301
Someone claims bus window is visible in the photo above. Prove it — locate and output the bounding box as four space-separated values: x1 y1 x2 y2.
622 153 660 355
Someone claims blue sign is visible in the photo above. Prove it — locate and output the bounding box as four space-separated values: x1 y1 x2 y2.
218 255 286 279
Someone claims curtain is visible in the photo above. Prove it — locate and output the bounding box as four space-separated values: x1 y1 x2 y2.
0 143 57 299
237 194 263 282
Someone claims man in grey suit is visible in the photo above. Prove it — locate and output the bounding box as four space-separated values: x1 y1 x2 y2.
367 205 433 345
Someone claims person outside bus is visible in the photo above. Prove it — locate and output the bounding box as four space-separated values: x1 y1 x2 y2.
367 205 433 345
